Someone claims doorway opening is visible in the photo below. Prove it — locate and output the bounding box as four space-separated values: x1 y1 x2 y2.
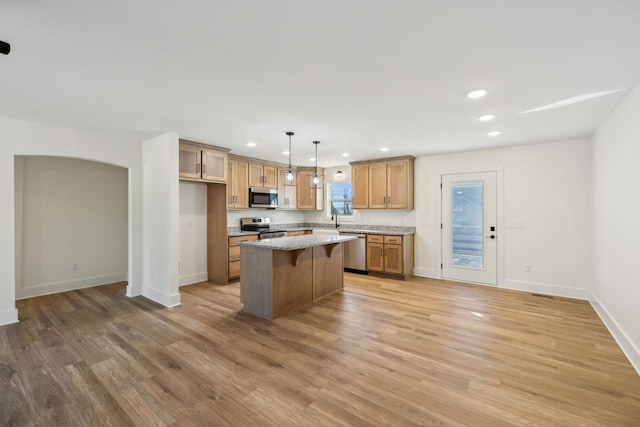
14 156 128 299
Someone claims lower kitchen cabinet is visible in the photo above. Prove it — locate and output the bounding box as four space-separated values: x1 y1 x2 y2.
228 234 258 281
366 234 414 280
285 230 311 237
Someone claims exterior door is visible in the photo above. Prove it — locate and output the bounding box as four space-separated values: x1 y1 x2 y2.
442 172 497 285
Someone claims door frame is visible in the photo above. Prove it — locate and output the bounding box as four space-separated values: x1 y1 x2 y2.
438 168 504 287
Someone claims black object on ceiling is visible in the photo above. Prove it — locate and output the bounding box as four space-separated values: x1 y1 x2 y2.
0 41 10 55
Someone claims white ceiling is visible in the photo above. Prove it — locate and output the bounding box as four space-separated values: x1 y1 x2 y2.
2 0 640 167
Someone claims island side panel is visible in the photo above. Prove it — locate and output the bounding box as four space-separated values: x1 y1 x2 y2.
312 243 344 300
240 246 273 320
271 248 313 319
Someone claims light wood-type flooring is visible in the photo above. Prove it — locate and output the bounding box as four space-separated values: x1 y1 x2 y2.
2 274 640 426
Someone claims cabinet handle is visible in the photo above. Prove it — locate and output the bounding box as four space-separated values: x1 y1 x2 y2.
196 163 201 173
202 164 206 175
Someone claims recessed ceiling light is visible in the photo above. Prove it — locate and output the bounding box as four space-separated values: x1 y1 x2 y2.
282 150 290 155
478 114 495 122
342 153 350 157
487 130 501 137
467 89 488 99
246 142 256 147
380 147 389 152
309 157 316 162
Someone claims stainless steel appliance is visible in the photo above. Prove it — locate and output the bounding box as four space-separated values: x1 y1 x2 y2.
249 188 278 208
240 217 287 239
341 232 367 273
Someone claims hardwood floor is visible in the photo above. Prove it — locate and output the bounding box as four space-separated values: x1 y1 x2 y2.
2 274 640 426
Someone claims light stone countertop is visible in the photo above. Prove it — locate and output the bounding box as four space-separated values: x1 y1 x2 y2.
229 227 414 237
238 234 357 251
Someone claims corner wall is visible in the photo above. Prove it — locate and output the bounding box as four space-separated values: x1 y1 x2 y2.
591 83 640 373
142 133 180 306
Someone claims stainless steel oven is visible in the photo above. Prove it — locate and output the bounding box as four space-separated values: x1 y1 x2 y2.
240 217 287 239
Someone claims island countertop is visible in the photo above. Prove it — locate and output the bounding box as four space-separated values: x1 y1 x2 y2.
240 234 354 320
239 234 356 251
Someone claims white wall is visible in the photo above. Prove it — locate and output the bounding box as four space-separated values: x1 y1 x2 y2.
0 116 144 326
179 181 208 286
142 133 180 307
15 156 128 299
591 83 640 373
413 139 593 299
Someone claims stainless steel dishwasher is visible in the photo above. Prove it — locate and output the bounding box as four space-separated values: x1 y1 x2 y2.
341 232 367 273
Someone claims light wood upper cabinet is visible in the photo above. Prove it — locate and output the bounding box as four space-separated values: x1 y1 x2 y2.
228 157 249 209
179 144 202 180
179 140 229 183
351 164 369 209
278 168 297 209
202 148 227 182
350 156 414 210
386 160 412 209
296 167 324 210
368 162 388 208
249 162 278 189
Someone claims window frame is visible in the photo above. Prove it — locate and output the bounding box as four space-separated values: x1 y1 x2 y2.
326 181 355 219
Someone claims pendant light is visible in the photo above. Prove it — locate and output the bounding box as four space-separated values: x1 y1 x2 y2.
283 131 297 186
311 141 324 188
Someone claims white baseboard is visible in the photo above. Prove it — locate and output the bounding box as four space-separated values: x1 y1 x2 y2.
413 267 440 279
590 294 640 376
16 273 127 300
142 285 181 308
501 278 592 300
126 282 142 297
0 307 19 326
179 272 208 287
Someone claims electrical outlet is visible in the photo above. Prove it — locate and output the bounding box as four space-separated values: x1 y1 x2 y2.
72 262 79 271
525 264 532 273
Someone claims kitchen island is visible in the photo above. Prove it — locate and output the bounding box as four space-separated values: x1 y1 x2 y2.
239 234 357 320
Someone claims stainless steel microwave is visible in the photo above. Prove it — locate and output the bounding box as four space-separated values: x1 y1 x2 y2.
249 188 278 208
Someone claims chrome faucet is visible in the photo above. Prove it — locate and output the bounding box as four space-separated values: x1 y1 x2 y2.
331 213 340 229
